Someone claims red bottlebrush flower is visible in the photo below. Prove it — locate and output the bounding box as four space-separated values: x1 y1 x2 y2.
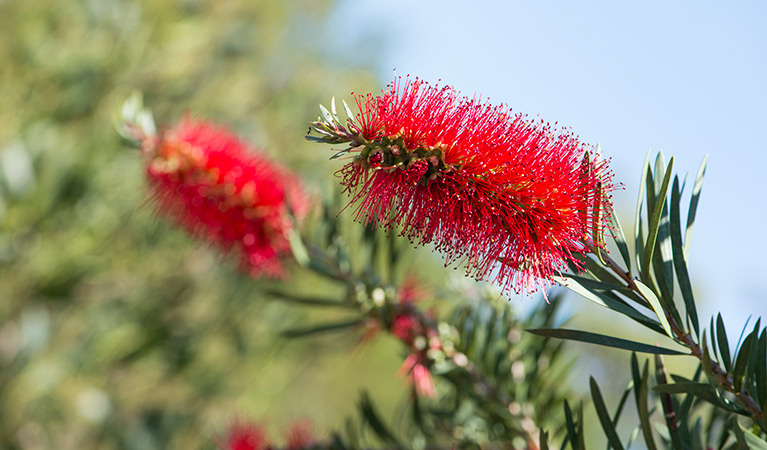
390 313 422 344
285 420 314 450
217 420 268 450
144 118 310 278
308 77 613 295
399 352 437 398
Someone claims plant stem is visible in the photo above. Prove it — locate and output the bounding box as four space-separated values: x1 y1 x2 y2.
586 246 763 424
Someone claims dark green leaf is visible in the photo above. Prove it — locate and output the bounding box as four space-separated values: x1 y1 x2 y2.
564 400 578 450
540 430 550 450
265 291 356 308
734 328 757 392
655 355 684 450
358 392 402 446
731 420 767 450
685 155 708 259
634 356 658 450
526 328 685 355
609 202 633 273
641 157 674 287
612 379 634 427
282 318 363 338
635 151 652 270
670 176 699 335
757 330 767 412
590 377 625 450
717 313 733 373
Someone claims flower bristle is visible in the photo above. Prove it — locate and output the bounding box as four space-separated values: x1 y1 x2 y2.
145 118 310 278
323 77 613 295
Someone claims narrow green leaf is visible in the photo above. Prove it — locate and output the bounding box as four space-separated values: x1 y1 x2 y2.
734 329 757 392
590 377 625 450
612 379 634 427
735 421 767 450
730 419 750 449
318 103 335 126
282 318 363 338
556 275 664 335
288 228 310 267
635 280 675 339
634 151 652 270
540 430 550 450
265 291 356 308
653 382 717 395
330 96 338 122
757 330 767 411
577 403 586 450
526 328 685 355
717 313 733 373
655 355 684 450
685 154 708 260
342 99 356 124
670 176 699 335
358 392 401 446
635 358 658 450
564 400 578 450
609 202 632 272
641 157 674 286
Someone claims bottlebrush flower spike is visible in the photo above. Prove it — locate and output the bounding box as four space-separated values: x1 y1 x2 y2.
143 118 310 278
217 420 269 450
307 77 613 295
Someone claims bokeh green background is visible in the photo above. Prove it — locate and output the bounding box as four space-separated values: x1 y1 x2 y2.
0 1 415 448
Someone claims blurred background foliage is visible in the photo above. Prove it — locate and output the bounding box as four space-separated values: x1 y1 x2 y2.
0 0 413 448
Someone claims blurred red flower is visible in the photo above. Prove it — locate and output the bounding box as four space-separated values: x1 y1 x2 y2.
217 420 269 450
145 118 310 278
323 77 612 294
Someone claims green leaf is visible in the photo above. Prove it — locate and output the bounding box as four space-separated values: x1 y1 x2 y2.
635 280 675 339
288 228 310 267
564 400 579 450
358 392 402 446
634 151 652 270
609 202 632 273
526 328 685 355
265 291 356 308
555 275 664 335
590 377 625 450
732 420 767 450
612 379 635 427
540 430 550 450
318 103 335 126
734 326 758 392
670 176 699 335
641 157 674 286
655 355 684 450
757 330 767 412
717 313 733 373
282 318 364 338
633 356 658 450
685 155 708 260
342 99 356 125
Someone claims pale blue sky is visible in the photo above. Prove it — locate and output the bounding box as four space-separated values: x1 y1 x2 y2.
330 1 767 329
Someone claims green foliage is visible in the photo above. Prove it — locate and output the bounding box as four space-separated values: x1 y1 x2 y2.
0 0 379 448
550 151 767 448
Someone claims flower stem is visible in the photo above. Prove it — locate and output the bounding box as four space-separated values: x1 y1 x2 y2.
586 246 763 425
